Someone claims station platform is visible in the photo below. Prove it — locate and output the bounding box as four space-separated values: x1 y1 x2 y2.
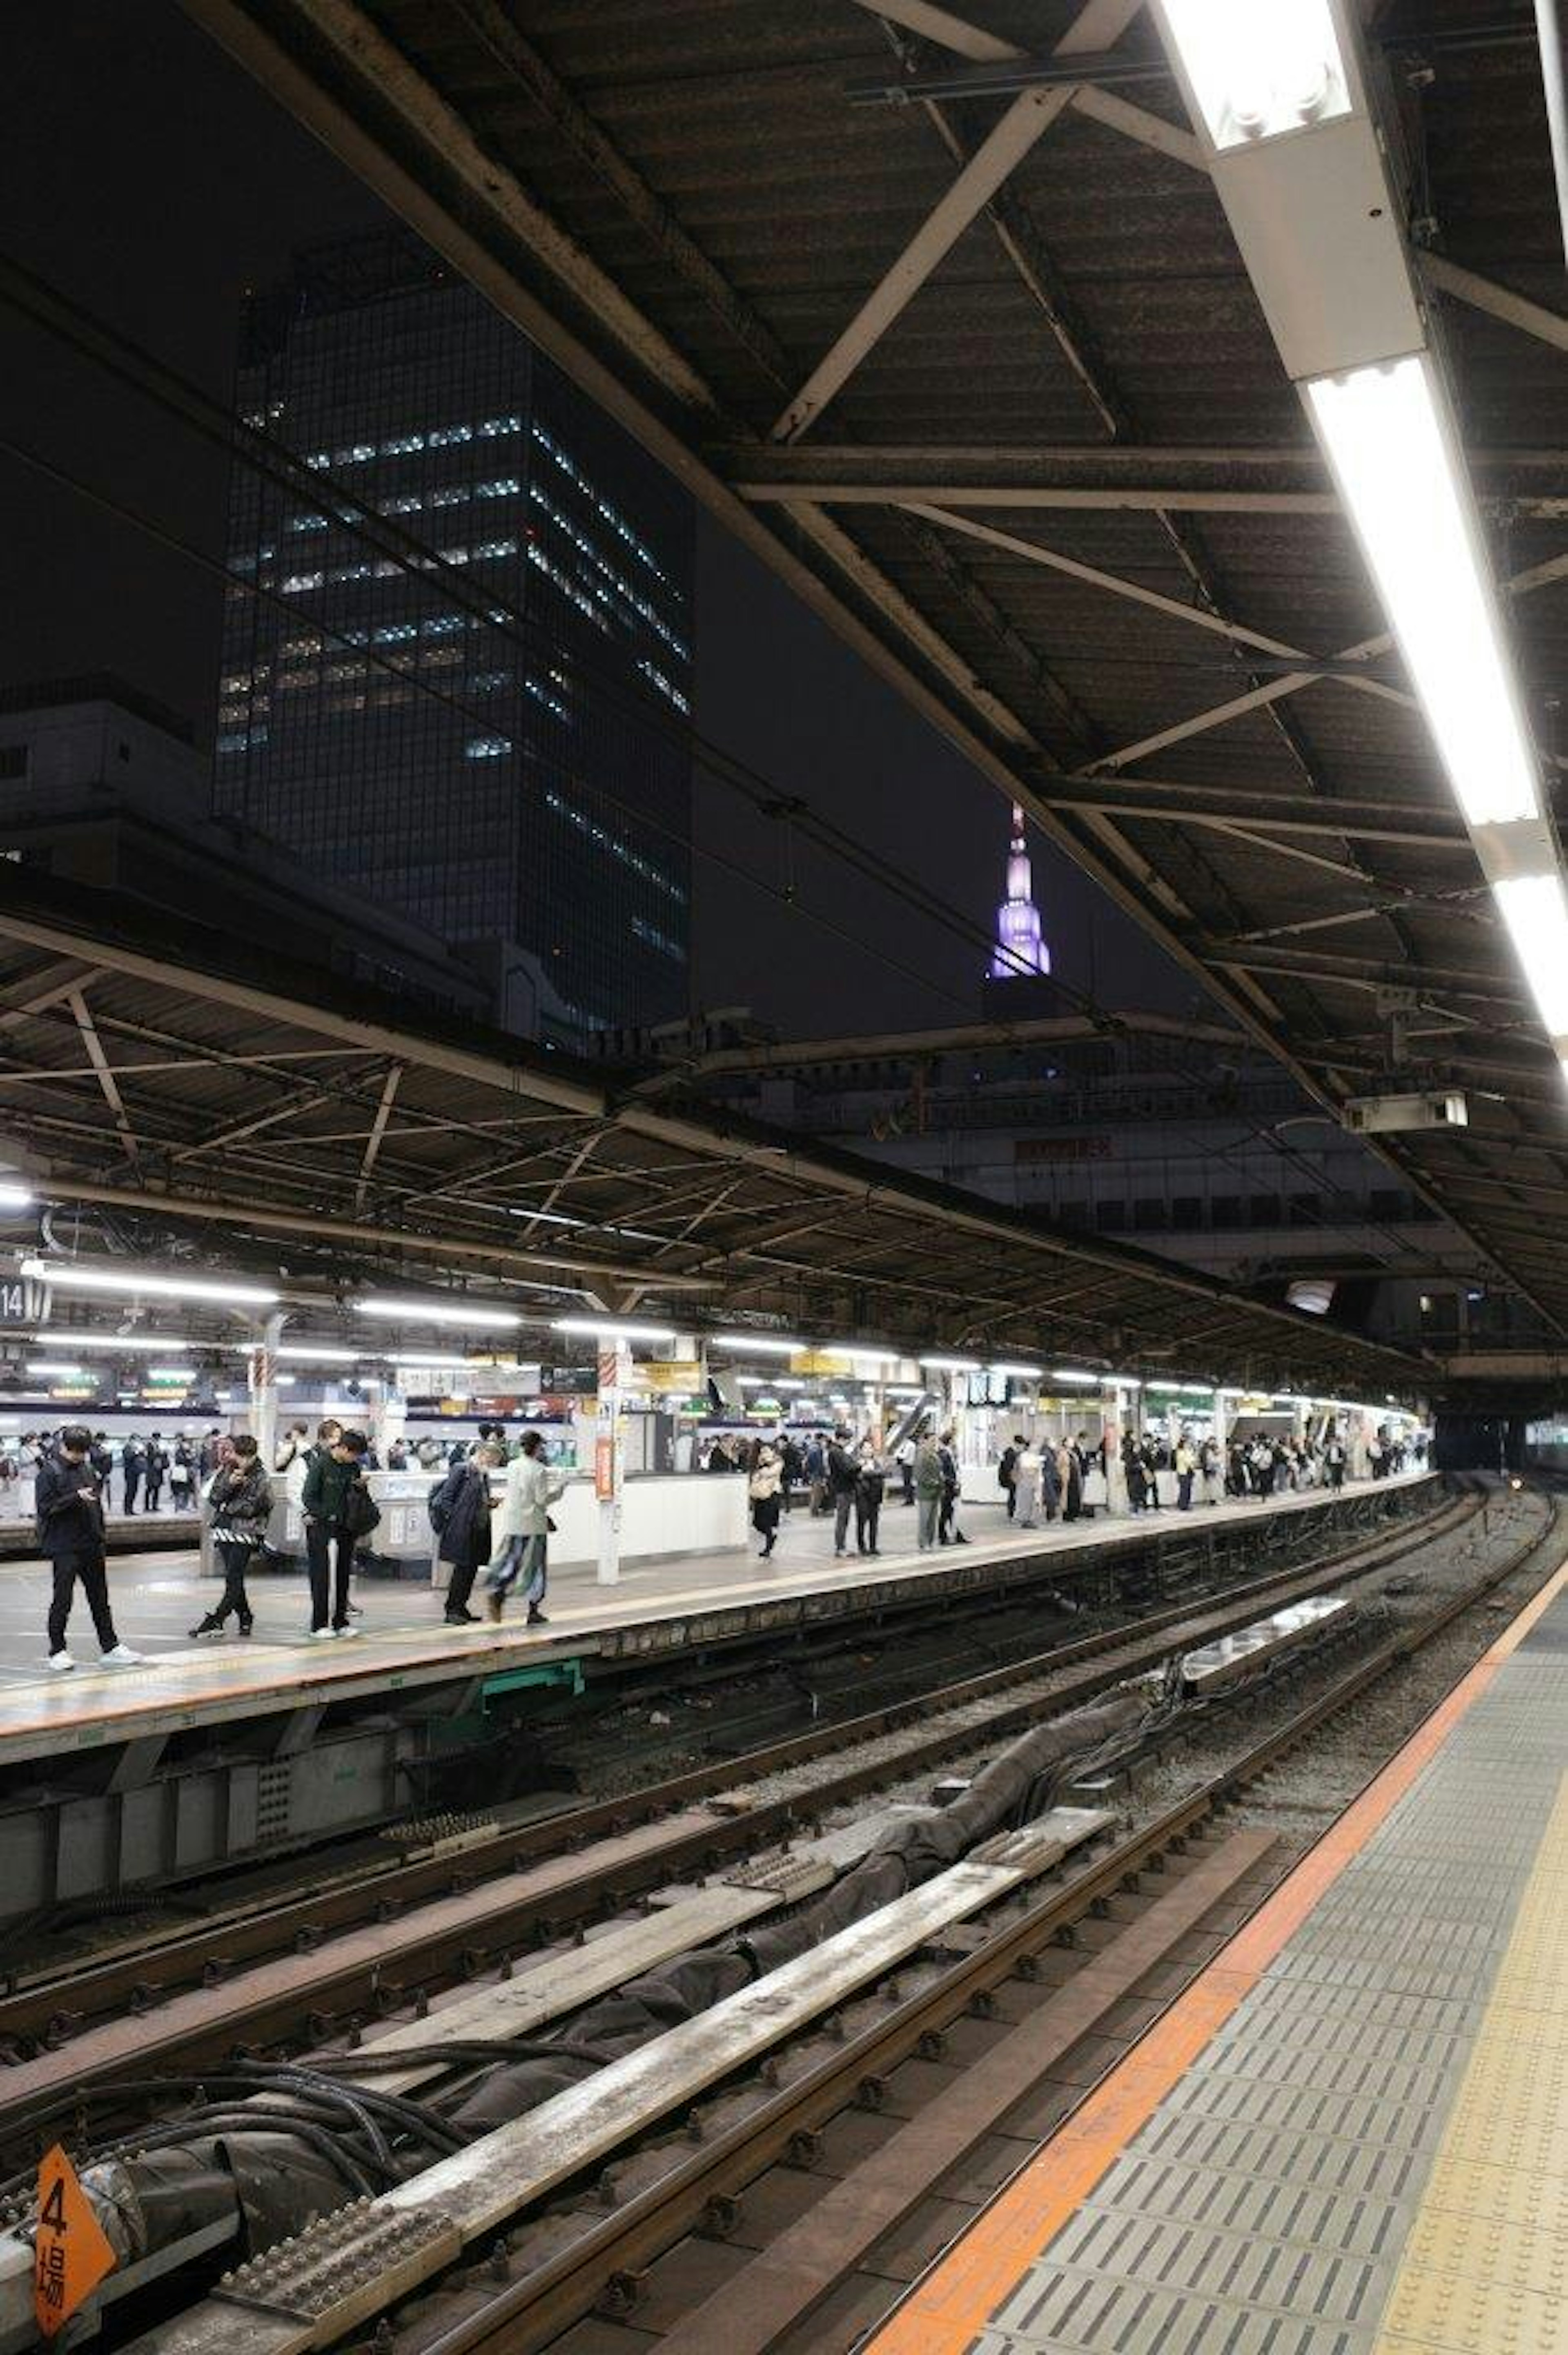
864 1534 1568 2355
0 1470 1432 1764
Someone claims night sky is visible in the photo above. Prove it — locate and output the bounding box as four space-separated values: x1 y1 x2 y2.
2 0 1194 1037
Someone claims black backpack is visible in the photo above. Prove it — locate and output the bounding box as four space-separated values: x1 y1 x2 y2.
427 1466 458 1537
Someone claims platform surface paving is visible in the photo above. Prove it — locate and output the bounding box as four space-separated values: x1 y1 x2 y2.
865 1563 1568 2355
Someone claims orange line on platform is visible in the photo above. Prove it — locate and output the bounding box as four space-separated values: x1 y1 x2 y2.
863 1549 1568 2355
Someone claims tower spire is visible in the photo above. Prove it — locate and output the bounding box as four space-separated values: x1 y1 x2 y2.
989 801 1049 979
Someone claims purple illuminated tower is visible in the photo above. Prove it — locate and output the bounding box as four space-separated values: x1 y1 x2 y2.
989 802 1050 979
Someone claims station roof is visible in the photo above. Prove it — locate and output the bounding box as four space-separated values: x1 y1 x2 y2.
178 0 1568 1336
0 872 1420 1391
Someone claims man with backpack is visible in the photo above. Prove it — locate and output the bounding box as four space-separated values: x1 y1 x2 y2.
826 1425 860 1557
428 1441 499 1622
301 1427 376 1638
36 1425 142 1672
998 1435 1022 1519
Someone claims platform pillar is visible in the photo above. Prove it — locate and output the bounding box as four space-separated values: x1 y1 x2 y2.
1100 1383 1127 1515
248 1311 283 1466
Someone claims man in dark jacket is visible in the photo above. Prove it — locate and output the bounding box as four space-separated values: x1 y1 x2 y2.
826 1427 860 1557
301 1428 370 1638
36 1426 142 1672
121 1434 146 1515
429 1442 499 1623
144 1433 167 1514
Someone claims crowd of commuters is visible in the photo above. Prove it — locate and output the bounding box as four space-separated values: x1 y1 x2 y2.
24 1401 1424 1670
29 1412 578 1668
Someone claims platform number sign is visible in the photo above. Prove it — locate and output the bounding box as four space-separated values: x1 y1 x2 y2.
0 1274 47 1326
33 2145 116 2337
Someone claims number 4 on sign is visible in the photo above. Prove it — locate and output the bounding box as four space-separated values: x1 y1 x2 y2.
33 2146 116 2339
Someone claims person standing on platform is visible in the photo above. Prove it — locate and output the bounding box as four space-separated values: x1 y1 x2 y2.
854 1437 885 1556
747 1439 783 1560
937 1430 967 1545
913 1430 944 1551
169 1439 195 1511
1175 1432 1196 1510
804 1431 828 1517
120 1434 147 1515
1125 1435 1148 1515
1062 1436 1085 1523
144 1434 167 1515
1014 1437 1042 1528
485 1429 567 1625
998 1436 1022 1520
301 1427 372 1639
36 1425 142 1672
827 1425 860 1558
191 1435 272 1639
895 1432 915 1506
429 1439 499 1621
1325 1431 1348 1490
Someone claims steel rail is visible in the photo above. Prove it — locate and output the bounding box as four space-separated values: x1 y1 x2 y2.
400 1491 1566 2355
0 1488 1460 2094
0 1489 1471 2160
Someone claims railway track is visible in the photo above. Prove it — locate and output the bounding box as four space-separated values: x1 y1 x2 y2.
0 1482 1477 2134
0 1481 1549 2355
332 1484 1562 2355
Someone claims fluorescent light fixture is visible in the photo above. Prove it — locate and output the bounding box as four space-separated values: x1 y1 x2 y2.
22 1259 278 1307
1159 0 1350 151
989 1362 1043 1379
0 1182 33 1213
551 1317 676 1344
28 1360 83 1376
148 1367 195 1382
276 1344 360 1364
358 1296 520 1330
392 1351 477 1370
1049 1369 1103 1387
30 1330 199 1353
711 1333 806 1357
1305 356 1541 829
922 1354 982 1373
1493 872 1568 1037
825 1343 900 1364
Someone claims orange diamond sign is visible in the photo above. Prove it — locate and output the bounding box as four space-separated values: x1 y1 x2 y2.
33 2145 116 2338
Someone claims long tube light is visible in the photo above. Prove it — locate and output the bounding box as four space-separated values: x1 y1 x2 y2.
710 1332 806 1357
29 1331 200 1353
22 1259 278 1307
357 1296 520 1330
276 1344 360 1364
1049 1368 1103 1386
1492 873 1568 1040
989 1361 1044 1378
1160 0 1350 151
1305 356 1541 829
922 1354 982 1373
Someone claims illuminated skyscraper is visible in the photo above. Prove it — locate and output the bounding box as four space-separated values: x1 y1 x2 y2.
216 230 693 1037
989 801 1049 980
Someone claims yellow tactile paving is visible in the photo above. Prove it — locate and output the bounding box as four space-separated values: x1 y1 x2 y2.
1370 1772 1568 2355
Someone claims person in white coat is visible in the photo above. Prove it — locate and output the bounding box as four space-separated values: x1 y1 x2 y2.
485 1429 568 1625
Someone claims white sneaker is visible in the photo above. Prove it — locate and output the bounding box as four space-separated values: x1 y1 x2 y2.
310 1627 336 1641
334 1623 358 1639
46 1651 74 1673
101 1645 143 1666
